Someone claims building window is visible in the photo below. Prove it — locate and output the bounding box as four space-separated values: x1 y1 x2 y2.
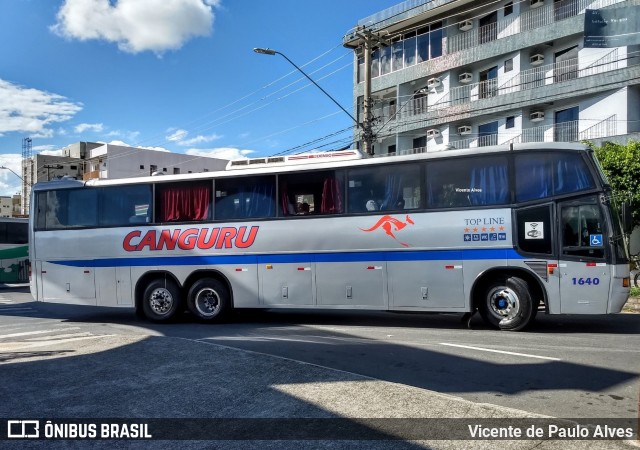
391 37 403 72
479 12 497 44
140 165 144 170
478 121 499 147
554 106 579 142
403 31 417 67
504 2 513 16
505 58 513 72
479 66 498 99
506 116 515 129
355 21 444 76
163 168 167 172
413 136 427 151
173 168 180 174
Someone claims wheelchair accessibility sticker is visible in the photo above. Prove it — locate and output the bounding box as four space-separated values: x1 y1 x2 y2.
590 234 603 247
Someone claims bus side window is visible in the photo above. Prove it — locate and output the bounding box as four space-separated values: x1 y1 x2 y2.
560 200 605 259
156 181 211 223
37 191 64 229
515 204 553 255
100 185 152 226
427 156 508 208
215 175 276 220
279 170 344 216
515 152 596 202
348 164 421 213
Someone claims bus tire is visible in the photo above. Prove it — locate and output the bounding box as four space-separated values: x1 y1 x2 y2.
478 276 534 331
142 278 181 322
187 278 230 322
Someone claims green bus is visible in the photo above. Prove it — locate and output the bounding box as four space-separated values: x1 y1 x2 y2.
0 217 28 283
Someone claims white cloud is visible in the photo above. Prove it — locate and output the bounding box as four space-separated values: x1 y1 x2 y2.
185 147 254 160
51 0 218 54
39 149 65 156
33 145 60 153
166 129 188 142
104 140 170 152
74 123 104 133
178 133 223 146
0 79 82 136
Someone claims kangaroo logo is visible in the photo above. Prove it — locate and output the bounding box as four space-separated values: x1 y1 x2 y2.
360 215 415 247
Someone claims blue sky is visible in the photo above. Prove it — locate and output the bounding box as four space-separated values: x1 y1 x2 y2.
0 0 399 196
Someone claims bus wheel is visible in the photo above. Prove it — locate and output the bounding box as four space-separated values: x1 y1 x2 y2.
187 278 230 322
479 276 534 331
142 278 181 322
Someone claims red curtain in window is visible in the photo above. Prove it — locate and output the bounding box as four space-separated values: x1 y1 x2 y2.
159 182 210 222
321 178 343 214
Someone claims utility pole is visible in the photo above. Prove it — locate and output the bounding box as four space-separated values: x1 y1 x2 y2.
355 28 390 156
44 164 63 181
21 137 32 216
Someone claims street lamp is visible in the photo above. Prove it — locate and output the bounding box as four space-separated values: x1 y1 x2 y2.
0 166 24 182
253 47 374 154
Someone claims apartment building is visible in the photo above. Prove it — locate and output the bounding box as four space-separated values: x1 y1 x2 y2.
343 0 640 155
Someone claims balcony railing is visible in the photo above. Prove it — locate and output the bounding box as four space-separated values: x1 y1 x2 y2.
579 115 617 140
449 133 498 149
521 118 617 143
448 0 624 54
388 116 618 155
394 50 623 124
83 170 100 181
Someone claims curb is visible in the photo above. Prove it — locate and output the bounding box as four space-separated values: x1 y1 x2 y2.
623 296 640 313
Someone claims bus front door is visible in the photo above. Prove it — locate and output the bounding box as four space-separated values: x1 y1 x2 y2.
557 199 611 314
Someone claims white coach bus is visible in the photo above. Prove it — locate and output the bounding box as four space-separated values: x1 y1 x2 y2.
29 143 631 331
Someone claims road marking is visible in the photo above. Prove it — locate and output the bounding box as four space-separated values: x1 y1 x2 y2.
0 335 116 351
0 321 53 329
0 327 81 339
439 342 561 361
26 332 93 341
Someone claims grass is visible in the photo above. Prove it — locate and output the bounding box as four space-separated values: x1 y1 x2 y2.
630 286 640 297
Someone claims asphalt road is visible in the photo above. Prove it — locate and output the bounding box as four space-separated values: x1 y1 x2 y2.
1 287 638 423
0 290 640 448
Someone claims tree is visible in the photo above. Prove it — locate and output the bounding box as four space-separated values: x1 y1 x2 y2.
592 140 640 228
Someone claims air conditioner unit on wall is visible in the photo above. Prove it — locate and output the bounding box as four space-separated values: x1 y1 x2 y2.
458 125 472 135
530 53 544 66
426 129 441 138
530 111 545 122
459 19 473 32
459 72 472 84
530 0 544 8
427 77 441 90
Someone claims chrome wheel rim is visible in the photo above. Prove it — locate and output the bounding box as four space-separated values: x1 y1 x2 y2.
487 286 520 319
194 288 221 317
149 287 174 316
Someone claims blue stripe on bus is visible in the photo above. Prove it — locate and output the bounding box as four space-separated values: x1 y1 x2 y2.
47 248 526 268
